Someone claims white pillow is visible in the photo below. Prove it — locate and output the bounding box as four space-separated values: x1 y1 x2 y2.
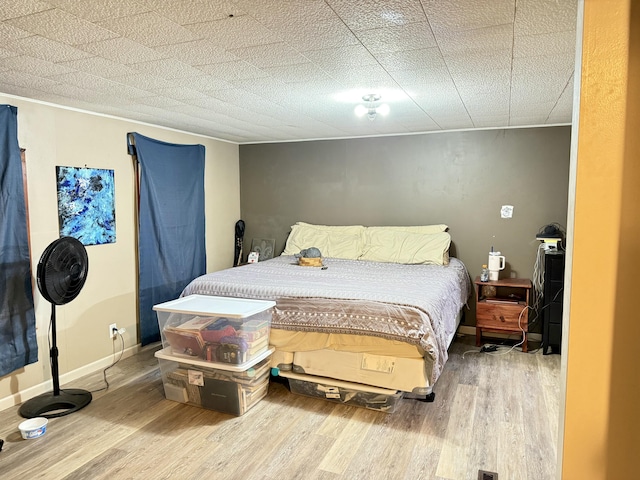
282 222 365 259
360 229 451 265
372 224 449 234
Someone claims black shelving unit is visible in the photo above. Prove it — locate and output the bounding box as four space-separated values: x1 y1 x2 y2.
542 250 565 354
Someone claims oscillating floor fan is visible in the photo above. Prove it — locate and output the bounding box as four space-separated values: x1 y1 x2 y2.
19 236 91 419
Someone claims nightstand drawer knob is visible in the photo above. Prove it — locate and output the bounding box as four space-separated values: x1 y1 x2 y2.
499 315 506 322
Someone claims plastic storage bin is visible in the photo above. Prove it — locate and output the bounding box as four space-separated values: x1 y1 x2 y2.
154 295 275 365
278 371 403 413
155 347 273 416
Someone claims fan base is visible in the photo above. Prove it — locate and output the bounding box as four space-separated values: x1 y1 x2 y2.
19 389 92 419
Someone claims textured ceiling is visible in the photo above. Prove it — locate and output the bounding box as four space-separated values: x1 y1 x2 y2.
0 0 578 144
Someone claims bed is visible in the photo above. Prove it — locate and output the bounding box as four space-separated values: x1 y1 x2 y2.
180 222 471 400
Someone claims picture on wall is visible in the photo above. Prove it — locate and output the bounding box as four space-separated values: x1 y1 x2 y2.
56 166 115 246
250 238 275 261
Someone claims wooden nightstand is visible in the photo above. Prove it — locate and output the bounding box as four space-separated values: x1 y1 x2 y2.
474 277 532 352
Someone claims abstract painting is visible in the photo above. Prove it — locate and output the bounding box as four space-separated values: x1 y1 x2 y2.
56 166 115 245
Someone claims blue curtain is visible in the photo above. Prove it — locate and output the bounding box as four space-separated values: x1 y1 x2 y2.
0 105 37 376
127 133 206 345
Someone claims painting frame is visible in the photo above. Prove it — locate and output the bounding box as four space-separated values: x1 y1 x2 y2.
56 166 116 246
250 238 275 261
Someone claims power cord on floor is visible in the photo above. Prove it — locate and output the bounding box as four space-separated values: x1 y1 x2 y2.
87 329 126 394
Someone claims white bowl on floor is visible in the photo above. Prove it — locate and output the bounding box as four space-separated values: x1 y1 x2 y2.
18 417 48 439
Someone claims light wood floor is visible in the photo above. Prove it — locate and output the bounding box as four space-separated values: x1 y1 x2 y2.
0 337 561 480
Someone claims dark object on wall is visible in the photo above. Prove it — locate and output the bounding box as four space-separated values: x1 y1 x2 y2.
19 236 92 419
234 220 245 266
542 250 565 355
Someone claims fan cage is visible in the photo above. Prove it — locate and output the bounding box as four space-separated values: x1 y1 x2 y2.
37 237 88 306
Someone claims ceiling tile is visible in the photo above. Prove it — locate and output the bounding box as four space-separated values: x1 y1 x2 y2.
302 44 378 71
283 21 361 52
245 3 358 52
153 39 238 66
514 30 577 58
6 8 119 45
512 54 574 83
290 78 346 96
0 55 75 77
515 0 578 36
431 116 474 130
76 37 166 64
149 85 210 101
0 81 51 99
355 21 437 55
197 61 269 82
139 0 243 25
4 34 92 62
464 94 510 117
59 56 138 78
0 22 33 42
129 58 207 80
107 72 176 91
455 73 511 96
0 47 19 60
185 15 277 49
234 0 337 25
97 11 200 47
230 42 310 69
327 64 398 90
436 24 513 56
326 0 426 31
181 75 234 92
0 69 60 90
0 0 52 21
47 71 145 95
0 0 579 142
424 0 515 33
390 66 454 89
46 0 150 22
136 95 185 108
445 50 512 76
376 47 445 72
261 63 331 84
471 115 510 128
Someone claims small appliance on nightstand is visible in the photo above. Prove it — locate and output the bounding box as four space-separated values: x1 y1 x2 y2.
474 277 532 352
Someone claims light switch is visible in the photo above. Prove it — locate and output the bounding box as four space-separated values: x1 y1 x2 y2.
501 205 514 218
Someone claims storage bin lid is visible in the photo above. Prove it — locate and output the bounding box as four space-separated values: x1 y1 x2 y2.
155 346 274 372
153 294 275 318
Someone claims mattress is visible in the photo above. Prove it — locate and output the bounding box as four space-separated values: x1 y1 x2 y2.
181 255 471 386
271 311 462 392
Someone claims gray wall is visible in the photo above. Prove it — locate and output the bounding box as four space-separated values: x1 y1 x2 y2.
239 126 570 326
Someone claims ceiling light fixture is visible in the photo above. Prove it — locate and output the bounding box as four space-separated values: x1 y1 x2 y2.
354 93 390 120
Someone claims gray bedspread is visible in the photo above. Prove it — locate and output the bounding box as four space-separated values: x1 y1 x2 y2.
181 256 471 384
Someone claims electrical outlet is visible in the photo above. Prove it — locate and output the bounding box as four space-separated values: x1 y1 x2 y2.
109 323 117 339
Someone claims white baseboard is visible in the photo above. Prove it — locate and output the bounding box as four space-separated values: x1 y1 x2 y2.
457 325 542 342
0 343 142 412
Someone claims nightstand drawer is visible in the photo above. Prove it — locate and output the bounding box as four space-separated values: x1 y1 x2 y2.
476 303 527 329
